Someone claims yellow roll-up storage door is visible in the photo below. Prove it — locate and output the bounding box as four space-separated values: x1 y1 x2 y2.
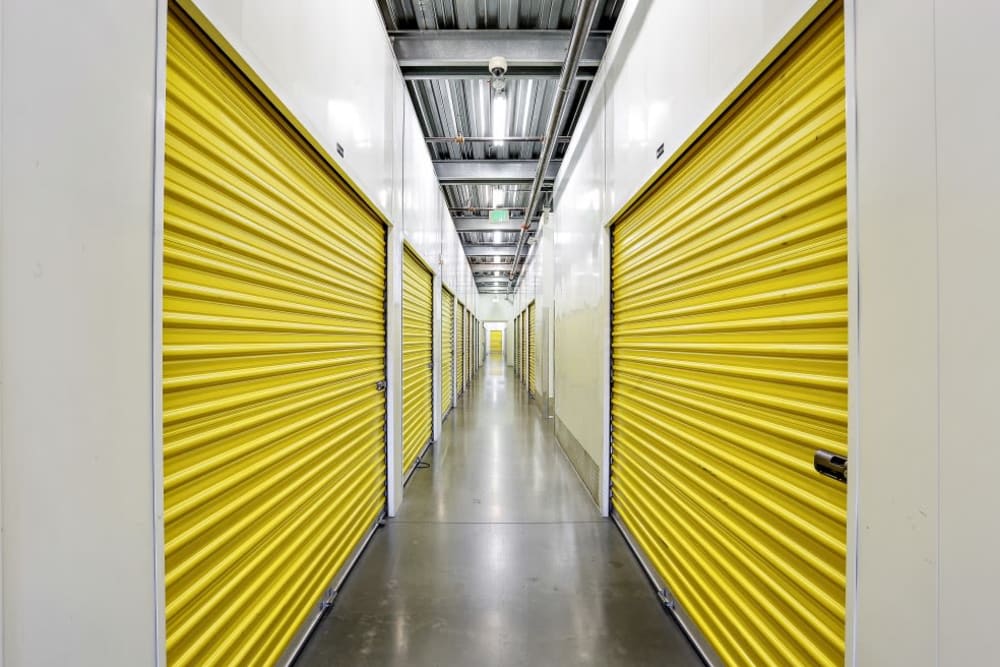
456 302 465 395
402 246 433 475
441 287 455 417
464 309 471 386
163 8 387 665
610 5 847 666
528 302 537 396
519 316 523 376
517 314 522 378
514 316 519 375
521 312 528 388
490 330 502 354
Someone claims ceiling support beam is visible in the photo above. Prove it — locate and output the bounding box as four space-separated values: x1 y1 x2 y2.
434 160 560 186
391 30 606 80
454 218 523 233
463 244 518 257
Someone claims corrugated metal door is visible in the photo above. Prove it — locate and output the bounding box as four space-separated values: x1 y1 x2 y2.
517 313 524 384
464 309 472 386
456 302 465 395
514 315 520 375
163 8 387 665
609 5 847 666
402 246 433 475
490 330 502 354
441 287 455 417
521 312 528 388
528 302 537 396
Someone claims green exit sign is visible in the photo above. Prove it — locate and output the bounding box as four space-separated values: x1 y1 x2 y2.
489 209 509 223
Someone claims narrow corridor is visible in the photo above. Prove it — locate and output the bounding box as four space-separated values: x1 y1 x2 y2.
296 356 702 666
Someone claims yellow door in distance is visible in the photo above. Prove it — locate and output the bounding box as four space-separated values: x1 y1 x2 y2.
456 303 465 396
528 302 537 396
402 246 433 475
441 287 455 417
490 330 502 354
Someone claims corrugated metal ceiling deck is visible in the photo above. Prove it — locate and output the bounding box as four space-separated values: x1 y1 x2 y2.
376 0 621 292
378 0 621 30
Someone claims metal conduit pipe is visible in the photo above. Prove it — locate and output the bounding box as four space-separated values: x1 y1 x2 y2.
507 0 601 291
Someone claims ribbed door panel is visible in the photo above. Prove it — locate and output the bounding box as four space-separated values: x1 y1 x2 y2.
514 316 519 375
464 309 471 386
610 6 846 667
521 313 528 388
517 315 522 379
490 330 502 354
402 247 433 474
457 303 465 395
515 316 519 376
528 303 537 395
441 288 455 416
163 8 386 666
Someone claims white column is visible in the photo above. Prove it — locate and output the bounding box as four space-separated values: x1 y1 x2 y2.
0 0 161 664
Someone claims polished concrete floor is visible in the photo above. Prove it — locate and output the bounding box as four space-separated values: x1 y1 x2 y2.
296 356 702 666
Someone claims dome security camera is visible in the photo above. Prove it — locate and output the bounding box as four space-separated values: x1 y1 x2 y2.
488 56 508 78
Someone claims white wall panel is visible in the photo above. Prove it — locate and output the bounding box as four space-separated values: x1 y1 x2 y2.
550 93 607 466
402 100 442 267
605 0 813 217
852 1 1000 664
0 0 160 663
852 2 939 663
477 294 513 322
191 0 401 219
937 0 1000 658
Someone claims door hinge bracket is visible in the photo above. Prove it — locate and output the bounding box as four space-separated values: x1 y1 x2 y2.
657 589 675 610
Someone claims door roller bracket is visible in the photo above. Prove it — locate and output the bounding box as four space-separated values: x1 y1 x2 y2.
814 449 847 483
656 589 676 610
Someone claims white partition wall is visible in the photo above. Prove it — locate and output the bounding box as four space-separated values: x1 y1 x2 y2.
852 0 1000 663
0 0 161 663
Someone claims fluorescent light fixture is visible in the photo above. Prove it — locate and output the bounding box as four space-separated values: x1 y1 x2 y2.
492 187 504 208
492 92 507 146
493 230 502 244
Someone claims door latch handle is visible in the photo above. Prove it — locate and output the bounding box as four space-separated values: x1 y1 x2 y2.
375 380 387 392
814 450 847 483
